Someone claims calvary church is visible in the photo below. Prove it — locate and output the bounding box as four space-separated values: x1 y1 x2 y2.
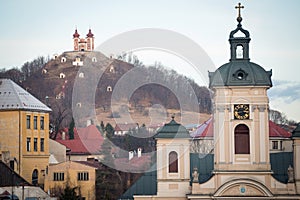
120 3 300 200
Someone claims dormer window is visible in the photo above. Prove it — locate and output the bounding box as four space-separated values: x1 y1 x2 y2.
233 69 248 81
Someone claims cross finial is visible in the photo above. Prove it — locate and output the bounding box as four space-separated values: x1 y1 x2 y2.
235 2 244 23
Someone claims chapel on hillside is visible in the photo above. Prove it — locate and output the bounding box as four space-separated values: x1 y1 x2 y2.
73 28 95 51
121 3 300 200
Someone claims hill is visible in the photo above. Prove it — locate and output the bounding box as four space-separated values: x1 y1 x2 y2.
1 51 212 131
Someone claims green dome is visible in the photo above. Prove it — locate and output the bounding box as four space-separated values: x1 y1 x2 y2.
154 118 190 139
209 60 272 88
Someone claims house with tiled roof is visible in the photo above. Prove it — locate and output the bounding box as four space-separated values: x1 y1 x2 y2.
54 125 104 161
0 79 51 187
114 123 139 135
44 160 100 200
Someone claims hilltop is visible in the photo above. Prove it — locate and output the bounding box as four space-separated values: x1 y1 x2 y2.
1 50 212 131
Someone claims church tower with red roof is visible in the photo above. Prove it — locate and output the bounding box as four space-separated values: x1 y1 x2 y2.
73 28 94 51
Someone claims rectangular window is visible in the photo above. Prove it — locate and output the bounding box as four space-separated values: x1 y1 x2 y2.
26 138 31 151
34 138 38 151
33 116 38 130
26 115 31 129
78 172 89 181
40 138 44 152
53 172 64 181
272 141 279 150
9 160 14 170
40 116 44 130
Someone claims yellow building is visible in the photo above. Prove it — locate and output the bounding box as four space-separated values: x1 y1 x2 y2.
0 79 51 186
44 160 98 200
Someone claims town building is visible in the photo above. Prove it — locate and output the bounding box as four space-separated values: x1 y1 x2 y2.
53 125 104 161
0 79 51 187
44 160 100 200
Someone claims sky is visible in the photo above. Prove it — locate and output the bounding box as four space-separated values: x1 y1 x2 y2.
0 0 300 122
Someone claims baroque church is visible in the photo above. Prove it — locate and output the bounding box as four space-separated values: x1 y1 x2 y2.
121 3 300 200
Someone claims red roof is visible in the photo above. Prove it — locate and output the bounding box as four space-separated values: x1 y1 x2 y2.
191 118 291 138
77 125 104 154
73 29 80 38
269 120 292 138
86 29 94 37
56 125 104 155
191 118 213 138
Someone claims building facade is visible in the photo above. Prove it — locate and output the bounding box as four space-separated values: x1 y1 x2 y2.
131 3 300 200
44 160 98 200
0 79 51 186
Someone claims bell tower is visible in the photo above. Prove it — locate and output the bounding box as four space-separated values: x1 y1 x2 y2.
208 3 273 173
154 117 191 198
73 28 80 51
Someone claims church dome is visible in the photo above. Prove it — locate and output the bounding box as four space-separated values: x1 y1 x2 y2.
86 29 94 37
73 29 80 38
209 60 272 87
209 5 272 88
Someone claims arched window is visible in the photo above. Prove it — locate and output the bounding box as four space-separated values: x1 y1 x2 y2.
107 86 112 92
236 45 244 59
169 151 178 173
109 66 115 73
32 169 38 185
79 72 84 78
61 57 67 63
235 124 250 154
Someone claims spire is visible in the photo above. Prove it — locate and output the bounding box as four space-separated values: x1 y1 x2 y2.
86 29 94 38
229 2 251 61
73 28 80 38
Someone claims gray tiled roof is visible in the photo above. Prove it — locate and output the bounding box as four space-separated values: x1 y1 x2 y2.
0 79 51 112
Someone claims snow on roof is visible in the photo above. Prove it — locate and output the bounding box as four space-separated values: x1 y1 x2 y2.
0 79 51 112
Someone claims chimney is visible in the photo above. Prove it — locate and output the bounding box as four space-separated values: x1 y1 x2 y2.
138 148 142 158
129 151 134 160
62 131 66 140
87 119 92 127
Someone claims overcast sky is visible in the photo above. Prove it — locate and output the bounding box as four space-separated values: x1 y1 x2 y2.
0 1 299 122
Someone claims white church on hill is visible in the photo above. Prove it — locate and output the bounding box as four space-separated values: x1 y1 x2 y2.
120 3 300 200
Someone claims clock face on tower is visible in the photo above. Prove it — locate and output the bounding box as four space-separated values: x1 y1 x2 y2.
234 104 250 120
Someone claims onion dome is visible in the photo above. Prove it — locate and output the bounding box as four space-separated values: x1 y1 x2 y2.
209 3 272 88
73 29 80 38
86 29 94 38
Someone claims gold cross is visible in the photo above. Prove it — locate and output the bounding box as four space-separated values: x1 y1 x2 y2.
235 2 244 18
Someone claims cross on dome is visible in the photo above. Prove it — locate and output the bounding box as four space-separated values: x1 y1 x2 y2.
235 2 244 23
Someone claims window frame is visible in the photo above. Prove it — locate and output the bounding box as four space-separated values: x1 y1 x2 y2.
40 138 44 152
168 151 178 173
40 116 44 130
26 115 31 129
26 137 31 152
33 116 38 130
234 124 250 154
53 172 65 181
33 138 38 152
77 172 89 181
